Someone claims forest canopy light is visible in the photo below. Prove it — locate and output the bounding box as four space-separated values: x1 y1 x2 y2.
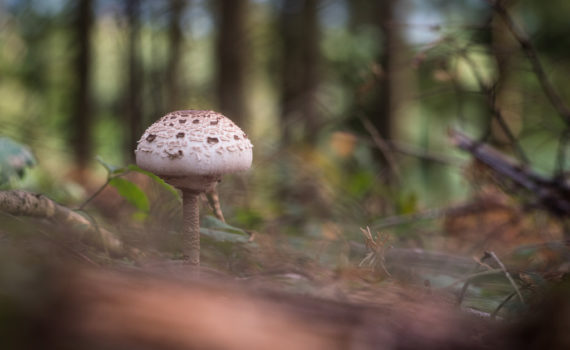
135 110 253 265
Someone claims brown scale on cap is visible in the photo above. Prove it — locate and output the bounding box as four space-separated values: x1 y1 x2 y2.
135 110 253 177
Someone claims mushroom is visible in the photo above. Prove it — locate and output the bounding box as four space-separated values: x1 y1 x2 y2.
135 110 253 265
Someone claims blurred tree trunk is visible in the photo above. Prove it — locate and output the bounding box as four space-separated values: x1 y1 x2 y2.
166 0 189 111
348 0 400 180
491 0 522 150
70 0 94 176
279 0 320 145
215 0 249 126
124 0 143 162
373 0 395 143
347 0 373 30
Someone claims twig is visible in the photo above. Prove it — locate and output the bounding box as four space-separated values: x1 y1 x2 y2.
491 291 516 320
78 178 111 210
486 0 570 125
442 269 503 290
459 51 530 164
372 207 445 229
360 117 402 183
388 140 462 166
456 277 472 307
485 251 524 304
555 128 570 176
371 201 500 230
457 252 497 307
359 226 392 277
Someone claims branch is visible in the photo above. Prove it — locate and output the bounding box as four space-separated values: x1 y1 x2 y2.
388 140 462 166
360 117 402 183
449 129 570 217
459 51 530 164
485 251 524 304
0 190 135 258
487 0 570 125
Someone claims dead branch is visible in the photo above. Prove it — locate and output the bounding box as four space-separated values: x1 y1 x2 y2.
486 0 570 125
458 50 530 164
361 117 402 183
0 190 134 258
449 130 570 217
388 139 462 166
485 251 524 303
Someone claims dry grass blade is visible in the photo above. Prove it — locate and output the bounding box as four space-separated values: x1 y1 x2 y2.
359 226 391 277
486 251 525 304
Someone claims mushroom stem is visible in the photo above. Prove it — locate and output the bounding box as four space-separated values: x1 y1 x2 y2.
182 189 201 265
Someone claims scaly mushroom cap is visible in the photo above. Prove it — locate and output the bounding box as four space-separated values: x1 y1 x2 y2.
135 110 253 180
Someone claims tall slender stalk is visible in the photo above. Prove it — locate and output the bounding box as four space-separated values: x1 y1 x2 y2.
182 189 200 265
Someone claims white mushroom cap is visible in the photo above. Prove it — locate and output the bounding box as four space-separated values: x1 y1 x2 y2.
135 110 253 180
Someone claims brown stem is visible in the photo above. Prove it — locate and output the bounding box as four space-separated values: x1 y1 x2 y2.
182 189 200 265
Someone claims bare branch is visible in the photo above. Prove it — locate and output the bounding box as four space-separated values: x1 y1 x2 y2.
485 251 524 303
486 0 570 125
449 129 570 217
388 140 463 166
0 190 135 258
360 117 402 183
459 51 530 164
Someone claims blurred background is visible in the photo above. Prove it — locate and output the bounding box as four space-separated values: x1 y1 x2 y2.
2 2 570 344
1 0 569 268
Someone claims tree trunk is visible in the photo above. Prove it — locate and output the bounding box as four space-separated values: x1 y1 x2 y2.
374 0 394 142
215 0 249 126
349 0 401 181
124 0 143 162
279 0 320 145
166 0 189 111
70 0 94 176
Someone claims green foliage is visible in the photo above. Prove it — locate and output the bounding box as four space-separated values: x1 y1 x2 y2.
199 216 254 260
91 157 179 219
125 164 180 199
232 207 264 231
108 177 149 213
346 170 375 198
0 137 36 186
201 215 250 237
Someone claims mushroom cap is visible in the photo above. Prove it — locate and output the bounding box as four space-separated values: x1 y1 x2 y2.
135 110 253 178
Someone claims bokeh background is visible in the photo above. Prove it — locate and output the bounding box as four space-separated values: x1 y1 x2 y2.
1 0 569 270
2 3 570 345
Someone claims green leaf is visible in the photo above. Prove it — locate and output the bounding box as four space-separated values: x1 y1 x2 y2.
126 164 180 199
200 228 251 244
201 215 249 236
0 137 36 184
109 177 150 213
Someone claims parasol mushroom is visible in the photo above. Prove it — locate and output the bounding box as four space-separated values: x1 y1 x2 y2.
135 110 253 265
